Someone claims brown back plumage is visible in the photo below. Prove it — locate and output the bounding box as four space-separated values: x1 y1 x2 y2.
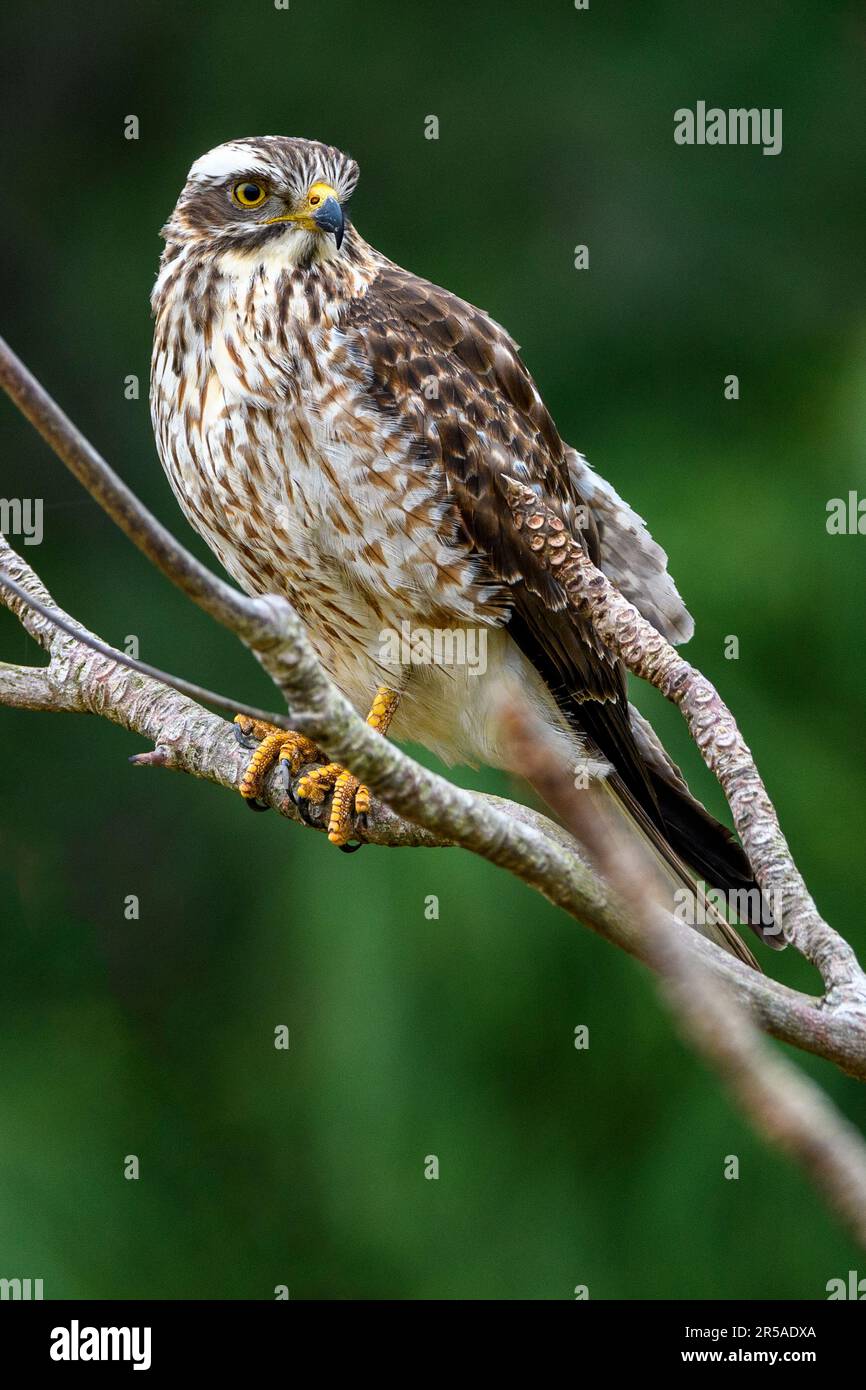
344 261 776 963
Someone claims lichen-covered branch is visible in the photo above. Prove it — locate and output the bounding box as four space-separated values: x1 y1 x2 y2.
0 534 591 860
503 474 866 1007
5 531 866 1081
3 337 866 1090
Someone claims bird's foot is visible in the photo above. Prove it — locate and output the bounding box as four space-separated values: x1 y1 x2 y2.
233 716 367 845
294 763 370 846
292 686 398 843
233 685 400 846
234 715 320 809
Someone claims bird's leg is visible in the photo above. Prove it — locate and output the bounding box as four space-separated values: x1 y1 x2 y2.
234 715 320 808
295 685 401 846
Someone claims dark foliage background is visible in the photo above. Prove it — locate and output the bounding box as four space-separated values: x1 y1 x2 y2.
1 0 864 1298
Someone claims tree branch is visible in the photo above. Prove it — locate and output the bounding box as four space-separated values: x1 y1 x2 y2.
0 662 56 710
0 532 586 857
502 475 866 1006
3 335 866 1098
0 335 273 647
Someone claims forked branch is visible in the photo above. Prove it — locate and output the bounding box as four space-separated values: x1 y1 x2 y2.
3 334 866 1247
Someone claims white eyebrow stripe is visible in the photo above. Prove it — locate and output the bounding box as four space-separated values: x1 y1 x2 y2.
188 143 271 183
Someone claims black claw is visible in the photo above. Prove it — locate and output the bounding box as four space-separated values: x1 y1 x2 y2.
338 811 367 853
287 767 325 827
234 724 257 751
244 796 271 813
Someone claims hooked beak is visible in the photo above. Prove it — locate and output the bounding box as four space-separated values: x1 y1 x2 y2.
264 182 346 249
312 195 345 249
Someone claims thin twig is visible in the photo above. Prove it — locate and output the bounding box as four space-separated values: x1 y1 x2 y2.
0 563 296 731
0 333 273 646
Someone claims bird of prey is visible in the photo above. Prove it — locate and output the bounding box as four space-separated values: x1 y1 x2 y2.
151 135 777 967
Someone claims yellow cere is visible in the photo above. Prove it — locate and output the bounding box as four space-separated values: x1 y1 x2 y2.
305 181 338 209
264 182 340 228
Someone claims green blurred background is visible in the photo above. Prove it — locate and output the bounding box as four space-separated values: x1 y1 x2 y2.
1 0 865 1299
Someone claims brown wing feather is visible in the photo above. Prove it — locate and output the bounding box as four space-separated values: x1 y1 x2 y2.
344 259 645 732
343 260 773 959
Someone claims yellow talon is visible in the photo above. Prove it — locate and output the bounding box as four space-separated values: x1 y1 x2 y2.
293 761 369 845
232 685 399 843
296 762 343 805
328 769 368 846
234 716 319 802
367 686 401 732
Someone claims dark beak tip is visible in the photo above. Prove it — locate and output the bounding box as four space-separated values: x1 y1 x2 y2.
314 195 345 250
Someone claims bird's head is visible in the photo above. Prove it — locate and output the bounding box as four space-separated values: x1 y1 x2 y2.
162 136 359 264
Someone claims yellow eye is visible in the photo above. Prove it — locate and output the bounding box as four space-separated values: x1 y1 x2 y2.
232 181 267 209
